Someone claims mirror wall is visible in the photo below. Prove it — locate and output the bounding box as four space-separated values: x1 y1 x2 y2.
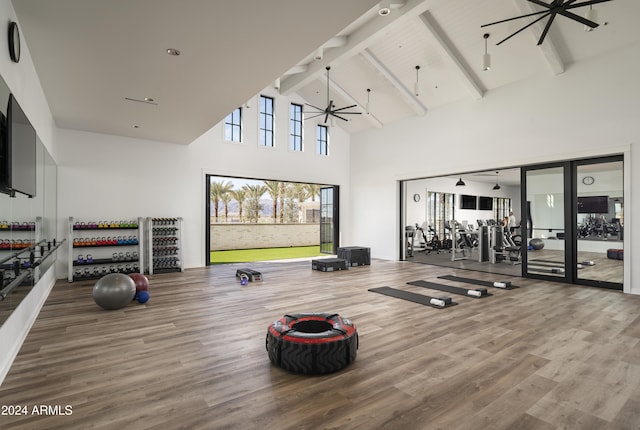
0 74 57 327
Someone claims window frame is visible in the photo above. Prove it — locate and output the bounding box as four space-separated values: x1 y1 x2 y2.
223 107 242 143
289 103 303 152
259 95 275 148
316 124 329 156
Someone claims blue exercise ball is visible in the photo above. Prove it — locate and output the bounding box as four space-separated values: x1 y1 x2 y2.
136 290 150 304
93 273 136 310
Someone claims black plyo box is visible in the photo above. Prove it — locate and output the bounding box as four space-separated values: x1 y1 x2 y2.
312 258 348 272
337 246 371 267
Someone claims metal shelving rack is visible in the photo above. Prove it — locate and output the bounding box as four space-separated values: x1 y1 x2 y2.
67 217 144 282
146 217 183 275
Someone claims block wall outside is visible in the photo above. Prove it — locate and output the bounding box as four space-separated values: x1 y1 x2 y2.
210 224 320 250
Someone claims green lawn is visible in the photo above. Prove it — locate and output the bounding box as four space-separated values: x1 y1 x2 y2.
210 246 325 264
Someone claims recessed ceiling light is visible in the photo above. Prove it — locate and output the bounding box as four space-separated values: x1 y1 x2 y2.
166 48 181 56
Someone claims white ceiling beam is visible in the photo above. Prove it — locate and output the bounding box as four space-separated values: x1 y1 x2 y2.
327 77 384 128
280 0 436 95
512 0 565 75
416 12 484 100
360 49 427 116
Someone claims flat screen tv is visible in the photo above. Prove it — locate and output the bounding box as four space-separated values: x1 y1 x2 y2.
461 194 477 210
479 196 493 211
0 94 36 197
577 196 609 214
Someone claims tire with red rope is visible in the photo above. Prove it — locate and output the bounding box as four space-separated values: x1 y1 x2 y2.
266 312 358 374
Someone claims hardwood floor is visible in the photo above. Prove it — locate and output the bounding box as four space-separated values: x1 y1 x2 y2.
1 259 640 429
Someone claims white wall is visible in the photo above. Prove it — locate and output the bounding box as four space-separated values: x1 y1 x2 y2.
0 0 59 385
55 87 352 273
348 42 639 294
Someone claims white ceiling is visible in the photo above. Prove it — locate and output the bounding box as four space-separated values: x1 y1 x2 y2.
12 0 637 145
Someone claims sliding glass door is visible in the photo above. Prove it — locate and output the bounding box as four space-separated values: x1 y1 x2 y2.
522 156 623 289
575 157 623 288
522 165 568 281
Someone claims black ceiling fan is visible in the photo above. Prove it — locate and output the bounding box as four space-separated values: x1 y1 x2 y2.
481 0 613 46
305 66 361 123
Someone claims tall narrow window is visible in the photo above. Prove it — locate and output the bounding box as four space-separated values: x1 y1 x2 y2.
316 125 328 156
290 103 303 151
259 95 274 147
224 107 242 142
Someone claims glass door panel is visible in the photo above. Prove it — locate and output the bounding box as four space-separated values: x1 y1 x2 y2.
576 160 623 288
524 166 567 279
320 186 338 254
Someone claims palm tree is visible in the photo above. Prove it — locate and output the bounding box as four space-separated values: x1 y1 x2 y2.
243 184 267 223
291 183 308 203
210 180 233 222
220 193 232 222
305 184 321 202
263 180 280 223
279 182 286 223
230 189 247 222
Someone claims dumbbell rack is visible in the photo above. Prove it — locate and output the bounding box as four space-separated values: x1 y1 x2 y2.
67 217 144 282
146 217 183 275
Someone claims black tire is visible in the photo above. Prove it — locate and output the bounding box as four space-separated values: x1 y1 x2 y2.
266 313 358 374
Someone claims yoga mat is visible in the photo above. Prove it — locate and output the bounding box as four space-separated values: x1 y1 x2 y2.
407 280 492 298
368 286 456 309
438 274 519 289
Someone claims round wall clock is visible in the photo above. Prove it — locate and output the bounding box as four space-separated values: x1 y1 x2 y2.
8 21 20 63
413 193 421 202
582 176 595 185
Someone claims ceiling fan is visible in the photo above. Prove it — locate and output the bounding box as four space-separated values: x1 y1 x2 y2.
481 0 613 46
305 66 361 123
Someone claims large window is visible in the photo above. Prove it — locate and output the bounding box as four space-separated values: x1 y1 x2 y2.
290 103 303 151
259 96 274 147
427 191 455 241
316 125 328 156
224 107 242 142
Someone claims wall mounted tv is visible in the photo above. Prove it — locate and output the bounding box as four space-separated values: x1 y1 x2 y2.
460 194 477 210
577 196 609 214
478 196 493 211
0 94 36 197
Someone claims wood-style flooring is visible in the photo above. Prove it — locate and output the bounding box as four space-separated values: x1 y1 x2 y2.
1 259 640 429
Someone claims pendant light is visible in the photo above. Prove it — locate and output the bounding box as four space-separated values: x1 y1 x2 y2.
492 171 501 190
456 177 466 186
482 33 491 71
414 65 421 97
366 88 371 115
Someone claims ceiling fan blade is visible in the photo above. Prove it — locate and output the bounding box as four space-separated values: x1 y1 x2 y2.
527 0 554 9
481 9 549 28
537 12 556 45
332 104 359 113
331 113 350 122
324 112 330 124
496 12 551 45
305 112 327 120
557 8 599 27
305 102 325 112
563 0 579 5
565 0 613 9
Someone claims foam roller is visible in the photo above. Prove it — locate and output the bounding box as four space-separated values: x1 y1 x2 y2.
430 298 446 307
493 281 511 288
582 261 595 266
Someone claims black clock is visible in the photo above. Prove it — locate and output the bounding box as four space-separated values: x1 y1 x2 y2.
413 193 421 202
582 176 595 186
8 21 20 63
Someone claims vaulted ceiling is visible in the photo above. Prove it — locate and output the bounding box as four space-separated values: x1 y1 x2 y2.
12 0 637 145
